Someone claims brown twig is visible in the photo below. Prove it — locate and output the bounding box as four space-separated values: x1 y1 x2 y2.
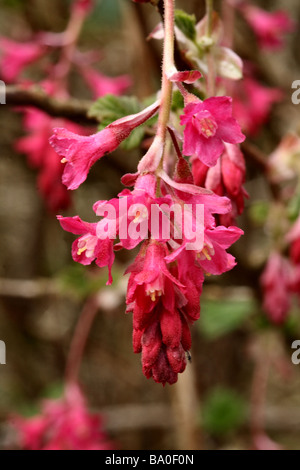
65 295 99 384
5 85 97 125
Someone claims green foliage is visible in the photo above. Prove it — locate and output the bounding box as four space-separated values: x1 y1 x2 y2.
249 200 270 226
88 94 146 150
89 94 140 126
2 0 24 8
202 387 247 436
174 9 197 41
171 90 184 112
199 298 255 339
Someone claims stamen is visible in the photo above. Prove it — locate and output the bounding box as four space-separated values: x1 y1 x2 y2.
77 246 87 256
202 247 212 261
133 211 141 223
198 117 217 138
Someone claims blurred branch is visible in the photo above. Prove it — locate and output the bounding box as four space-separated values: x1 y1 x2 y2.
5 85 97 125
0 278 59 298
65 296 99 384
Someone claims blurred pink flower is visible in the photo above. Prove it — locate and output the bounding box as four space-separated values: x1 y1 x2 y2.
12 385 115 450
242 6 294 50
15 108 87 212
232 76 283 136
0 38 44 83
81 67 131 98
180 96 245 167
261 252 292 325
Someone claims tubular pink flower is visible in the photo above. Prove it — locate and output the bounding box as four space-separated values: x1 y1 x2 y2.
180 96 245 167
50 100 160 189
57 215 115 285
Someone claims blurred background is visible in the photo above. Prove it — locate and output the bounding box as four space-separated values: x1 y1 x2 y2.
1 0 300 450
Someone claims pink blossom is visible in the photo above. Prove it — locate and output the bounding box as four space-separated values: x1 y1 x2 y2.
50 100 160 189
12 385 114 450
242 6 294 50
0 38 44 83
232 77 283 136
81 67 131 99
180 97 245 167
192 144 248 226
57 215 115 285
261 252 292 325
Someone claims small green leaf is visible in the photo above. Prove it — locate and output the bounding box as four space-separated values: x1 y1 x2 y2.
121 126 145 151
199 298 254 339
88 94 146 150
175 10 197 41
248 200 270 225
88 94 141 126
202 387 247 436
171 90 184 111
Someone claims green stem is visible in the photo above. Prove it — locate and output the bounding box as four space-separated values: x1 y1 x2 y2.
206 0 214 37
205 0 215 97
137 0 175 174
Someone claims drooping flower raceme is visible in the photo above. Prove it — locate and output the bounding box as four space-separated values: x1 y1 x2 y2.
52 0 246 386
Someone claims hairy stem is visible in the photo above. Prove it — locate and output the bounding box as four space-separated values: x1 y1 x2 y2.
156 0 175 145
205 0 215 97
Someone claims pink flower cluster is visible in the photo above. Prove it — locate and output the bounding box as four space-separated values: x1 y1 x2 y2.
51 92 244 385
12 385 114 450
